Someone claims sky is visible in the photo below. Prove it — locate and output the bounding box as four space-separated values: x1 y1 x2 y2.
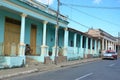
36 0 120 37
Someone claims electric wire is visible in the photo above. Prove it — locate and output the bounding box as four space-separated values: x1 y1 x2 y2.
61 3 120 27
68 18 90 29
61 3 120 10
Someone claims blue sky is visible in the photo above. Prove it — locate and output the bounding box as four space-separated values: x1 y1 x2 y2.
38 0 120 37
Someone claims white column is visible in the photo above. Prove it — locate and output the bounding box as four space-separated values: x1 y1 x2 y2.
85 37 88 54
63 28 68 56
20 14 27 43
80 35 83 58
80 35 83 54
108 41 110 49
52 25 59 61
112 42 114 50
90 38 93 54
74 33 77 54
80 35 83 49
106 40 108 50
114 43 116 52
110 41 112 50
98 40 101 56
94 40 97 54
102 38 104 50
113 43 115 50
42 21 48 46
111 41 113 50
74 33 77 47
19 13 27 56
41 21 48 61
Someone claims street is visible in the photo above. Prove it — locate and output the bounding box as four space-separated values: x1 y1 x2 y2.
7 58 120 80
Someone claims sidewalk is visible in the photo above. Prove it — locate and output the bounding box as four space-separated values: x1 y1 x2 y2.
0 58 101 79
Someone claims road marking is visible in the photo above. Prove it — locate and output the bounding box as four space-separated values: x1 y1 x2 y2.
75 73 93 80
109 63 115 67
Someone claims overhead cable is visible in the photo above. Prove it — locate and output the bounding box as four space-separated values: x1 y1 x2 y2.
61 3 120 10
68 18 90 29
62 4 120 27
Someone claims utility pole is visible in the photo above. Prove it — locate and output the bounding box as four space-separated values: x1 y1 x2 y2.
118 32 120 51
55 0 60 65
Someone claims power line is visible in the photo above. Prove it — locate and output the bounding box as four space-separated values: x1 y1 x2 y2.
68 17 90 29
61 4 120 27
61 3 120 10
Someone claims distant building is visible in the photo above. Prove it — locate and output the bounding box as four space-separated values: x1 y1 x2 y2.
87 28 117 52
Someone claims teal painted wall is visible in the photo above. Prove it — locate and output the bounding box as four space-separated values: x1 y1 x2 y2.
46 24 55 52
67 34 87 60
0 11 5 55
36 22 43 55
25 19 31 44
0 12 5 43
25 18 43 55
58 29 64 47
76 35 80 47
68 32 74 47
4 56 25 68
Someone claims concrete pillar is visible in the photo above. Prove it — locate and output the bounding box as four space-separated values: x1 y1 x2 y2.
98 40 101 56
41 21 48 62
110 41 112 50
105 40 108 50
112 42 114 50
80 35 83 58
80 35 83 49
113 43 115 50
63 28 68 56
19 13 27 56
94 40 97 54
114 43 116 51
42 21 48 46
85 37 88 54
52 25 59 61
74 33 77 54
90 38 93 54
108 41 110 49
102 38 104 50
111 42 113 50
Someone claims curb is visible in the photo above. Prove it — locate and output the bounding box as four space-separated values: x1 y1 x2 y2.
60 58 100 67
0 69 38 79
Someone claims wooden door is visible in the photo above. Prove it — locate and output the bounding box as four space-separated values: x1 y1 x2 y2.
4 22 20 56
30 25 36 55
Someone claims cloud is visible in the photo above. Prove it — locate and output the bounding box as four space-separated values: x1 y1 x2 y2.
35 0 54 5
93 0 102 4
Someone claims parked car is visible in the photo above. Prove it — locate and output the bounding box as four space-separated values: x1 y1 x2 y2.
102 50 117 60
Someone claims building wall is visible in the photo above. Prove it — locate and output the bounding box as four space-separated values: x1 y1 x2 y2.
68 32 74 47
0 11 5 55
58 29 64 47
46 24 55 53
0 9 21 55
25 18 43 55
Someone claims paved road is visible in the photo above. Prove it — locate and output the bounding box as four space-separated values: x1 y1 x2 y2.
7 58 120 80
